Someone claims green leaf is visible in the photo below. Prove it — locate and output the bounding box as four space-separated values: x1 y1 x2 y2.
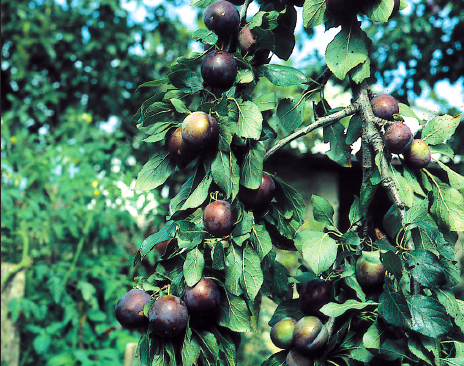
33 333 51 354
143 122 175 143
168 69 203 93
398 103 422 121
211 150 240 200
183 248 205 287
253 93 276 112
169 98 190 114
136 78 169 90
311 195 335 227
241 246 263 301
389 164 414 207
212 328 237 366
261 350 287 366
421 114 462 145
436 160 464 196
240 141 265 189
268 299 305 327
326 25 369 80
194 330 220 361
363 320 381 350
346 115 362 145
140 220 177 256
320 299 377 318
430 182 464 231
135 147 176 191
177 220 205 250
378 284 411 329
295 230 338 275
257 64 308 87
182 330 201 366
225 245 243 296
407 294 453 338
408 335 434 366
380 250 402 283
251 224 273 260
276 98 305 135
219 291 252 332
302 0 327 28
323 121 351 167
170 166 213 213
190 0 216 9
434 289 464 333
363 0 397 23
192 28 218 45
235 101 263 140
405 250 446 288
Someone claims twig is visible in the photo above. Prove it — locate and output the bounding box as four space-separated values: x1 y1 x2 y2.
304 67 333 96
264 102 360 161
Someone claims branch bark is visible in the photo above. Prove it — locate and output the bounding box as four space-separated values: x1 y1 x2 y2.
264 102 360 161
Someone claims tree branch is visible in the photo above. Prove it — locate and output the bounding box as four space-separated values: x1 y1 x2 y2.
264 103 360 161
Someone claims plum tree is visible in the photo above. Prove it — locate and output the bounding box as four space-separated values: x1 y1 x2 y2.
404 139 432 169
203 0 240 37
115 289 152 331
270 317 297 349
356 253 386 290
292 316 329 355
203 200 238 237
239 172 275 212
383 122 413 154
370 93 400 121
299 279 335 315
183 277 221 317
128 0 464 364
201 50 237 90
168 127 193 163
149 295 188 338
286 348 314 366
181 111 218 151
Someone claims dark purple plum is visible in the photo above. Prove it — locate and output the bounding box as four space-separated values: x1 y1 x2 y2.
270 317 297 349
404 139 431 169
183 277 221 317
384 122 413 154
299 279 335 315
239 172 275 212
371 93 400 121
181 111 218 151
293 316 329 355
168 127 193 163
203 0 239 37
115 289 152 331
149 295 188 338
286 348 314 366
356 255 386 290
201 50 237 90
203 200 238 237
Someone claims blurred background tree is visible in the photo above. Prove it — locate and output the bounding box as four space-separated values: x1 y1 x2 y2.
1 0 462 365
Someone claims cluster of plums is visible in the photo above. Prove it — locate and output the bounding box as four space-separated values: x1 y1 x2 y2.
371 93 432 169
202 172 276 237
201 0 272 90
115 277 221 337
270 255 386 365
269 278 335 365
